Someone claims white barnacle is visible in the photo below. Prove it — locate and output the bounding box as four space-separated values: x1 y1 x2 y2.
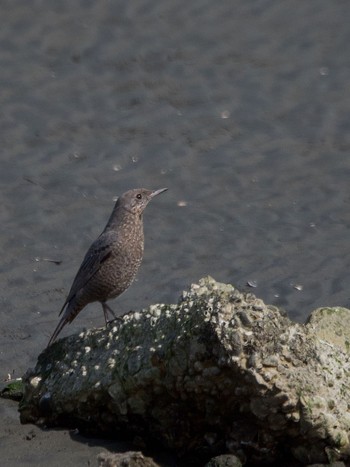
30 376 42 388
107 358 116 369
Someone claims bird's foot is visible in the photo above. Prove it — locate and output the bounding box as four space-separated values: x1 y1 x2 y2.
102 302 118 325
106 316 123 327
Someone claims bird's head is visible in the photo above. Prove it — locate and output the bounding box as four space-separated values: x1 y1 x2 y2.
119 188 168 215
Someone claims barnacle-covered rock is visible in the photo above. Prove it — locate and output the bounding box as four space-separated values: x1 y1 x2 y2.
19 277 350 465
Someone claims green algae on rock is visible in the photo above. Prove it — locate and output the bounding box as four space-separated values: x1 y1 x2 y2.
0 379 24 401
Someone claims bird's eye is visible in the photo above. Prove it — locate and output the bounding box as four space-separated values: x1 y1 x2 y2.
136 193 142 199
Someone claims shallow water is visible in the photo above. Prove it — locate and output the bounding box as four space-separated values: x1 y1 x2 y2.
1 1 350 465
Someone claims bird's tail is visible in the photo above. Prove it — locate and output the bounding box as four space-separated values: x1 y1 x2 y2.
47 302 80 347
47 314 68 347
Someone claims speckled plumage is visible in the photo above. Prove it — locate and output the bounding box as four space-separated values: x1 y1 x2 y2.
48 187 167 346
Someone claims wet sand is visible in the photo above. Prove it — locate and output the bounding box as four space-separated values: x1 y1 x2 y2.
1 0 350 465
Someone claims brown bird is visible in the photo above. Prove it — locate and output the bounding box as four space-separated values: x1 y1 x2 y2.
48 187 167 346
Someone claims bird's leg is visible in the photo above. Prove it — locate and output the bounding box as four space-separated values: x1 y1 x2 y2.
101 302 119 325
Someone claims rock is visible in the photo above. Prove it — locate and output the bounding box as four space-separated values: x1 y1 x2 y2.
97 451 160 467
306 307 350 354
307 463 346 467
19 277 350 465
205 454 242 467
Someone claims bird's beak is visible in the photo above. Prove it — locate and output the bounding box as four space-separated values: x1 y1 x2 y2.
151 188 168 198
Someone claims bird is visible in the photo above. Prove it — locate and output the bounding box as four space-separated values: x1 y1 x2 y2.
48 187 168 346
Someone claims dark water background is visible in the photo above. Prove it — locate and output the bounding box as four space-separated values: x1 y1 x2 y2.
1 1 350 465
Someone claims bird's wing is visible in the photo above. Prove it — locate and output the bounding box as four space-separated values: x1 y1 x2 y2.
59 231 118 315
